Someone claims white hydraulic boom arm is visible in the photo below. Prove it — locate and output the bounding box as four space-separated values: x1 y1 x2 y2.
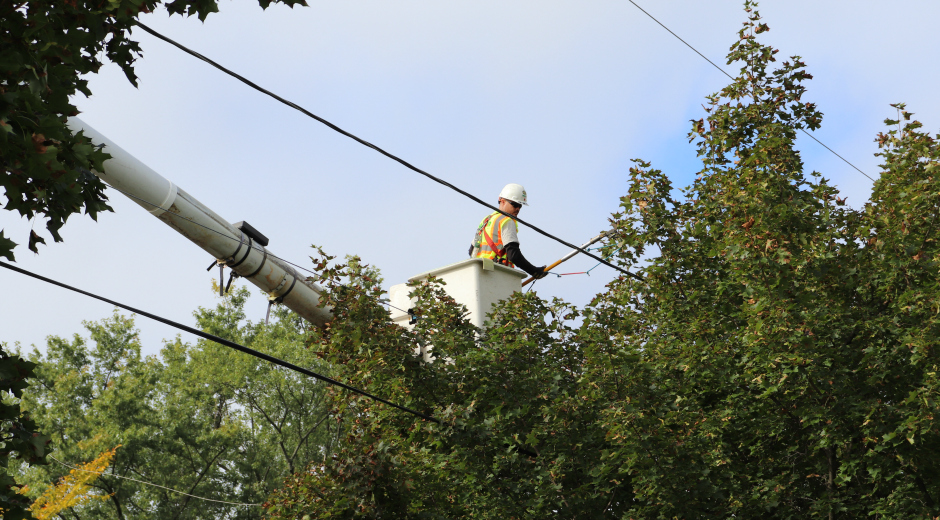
67 118 332 326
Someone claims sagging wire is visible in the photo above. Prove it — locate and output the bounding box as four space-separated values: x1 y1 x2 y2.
50 456 261 507
133 21 642 282
550 242 627 279
625 0 875 182
0 261 541 459
0 261 437 423
530 243 628 290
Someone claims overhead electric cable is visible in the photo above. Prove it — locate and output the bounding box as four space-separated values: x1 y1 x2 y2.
1 261 538 458
50 456 261 507
0 261 434 423
625 0 875 182
133 22 640 282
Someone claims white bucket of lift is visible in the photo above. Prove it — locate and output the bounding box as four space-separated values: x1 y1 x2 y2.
388 257 526 361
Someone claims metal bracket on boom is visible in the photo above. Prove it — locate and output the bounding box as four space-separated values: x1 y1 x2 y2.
264 273 299 325
208 259 228 296
224 270 239 294
265 297 276 325
233 221 269 247
207 227 268 296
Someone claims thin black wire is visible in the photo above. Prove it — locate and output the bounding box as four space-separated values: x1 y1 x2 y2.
799 133 875 181
525 277 539 294
0 261 539 458
626 0 875 182
133 22 640 282
0 261 435 423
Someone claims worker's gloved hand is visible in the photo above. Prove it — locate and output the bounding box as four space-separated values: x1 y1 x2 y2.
533 266 548 279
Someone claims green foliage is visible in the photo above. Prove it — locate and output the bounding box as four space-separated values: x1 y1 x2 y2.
267 250 622 518
265 5 940 519
0 345 49 520
0 0 308 261
18 287 337 519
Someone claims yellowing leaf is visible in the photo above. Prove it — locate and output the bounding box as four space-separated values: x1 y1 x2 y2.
29 446 119 520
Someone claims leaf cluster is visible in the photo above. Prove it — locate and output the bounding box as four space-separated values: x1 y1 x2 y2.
1 346 50 520
28 445 117 519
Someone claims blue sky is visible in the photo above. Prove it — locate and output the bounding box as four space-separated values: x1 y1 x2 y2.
3 0 938 355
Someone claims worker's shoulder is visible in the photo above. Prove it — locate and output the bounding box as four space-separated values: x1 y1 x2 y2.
496 214 518 230
476 211 498 226
479 211 516 227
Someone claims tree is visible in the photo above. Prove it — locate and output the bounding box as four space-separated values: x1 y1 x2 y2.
0 0 308 262
18 286 338 519
0 345 50 520
264 4 940 518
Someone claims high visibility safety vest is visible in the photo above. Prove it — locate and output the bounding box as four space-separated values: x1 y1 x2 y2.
471 212 516 267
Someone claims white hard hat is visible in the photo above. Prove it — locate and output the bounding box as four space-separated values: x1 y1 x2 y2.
499 183 528 206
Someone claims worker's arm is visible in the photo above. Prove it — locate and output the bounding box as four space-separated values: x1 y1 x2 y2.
504 242 546 278
499 220 546 277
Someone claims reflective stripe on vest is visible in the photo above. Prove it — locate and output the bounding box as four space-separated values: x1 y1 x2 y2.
472 212 515 268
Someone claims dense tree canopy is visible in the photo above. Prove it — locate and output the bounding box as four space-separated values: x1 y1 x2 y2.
264 5 940 519
6 2 940 518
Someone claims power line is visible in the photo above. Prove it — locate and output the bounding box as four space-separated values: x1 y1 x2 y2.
0 261 538 458
626 0 875 182
799 132 875 181
50 456 261 507
0 261 435 423
133 21 640 283
626 0 729 78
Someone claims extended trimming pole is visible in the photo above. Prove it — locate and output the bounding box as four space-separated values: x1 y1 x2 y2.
521 231 608 286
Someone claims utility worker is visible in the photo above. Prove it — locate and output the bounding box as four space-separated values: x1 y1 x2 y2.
469 183 547 279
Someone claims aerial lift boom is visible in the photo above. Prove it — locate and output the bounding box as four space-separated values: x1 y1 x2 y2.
67 118 332 326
